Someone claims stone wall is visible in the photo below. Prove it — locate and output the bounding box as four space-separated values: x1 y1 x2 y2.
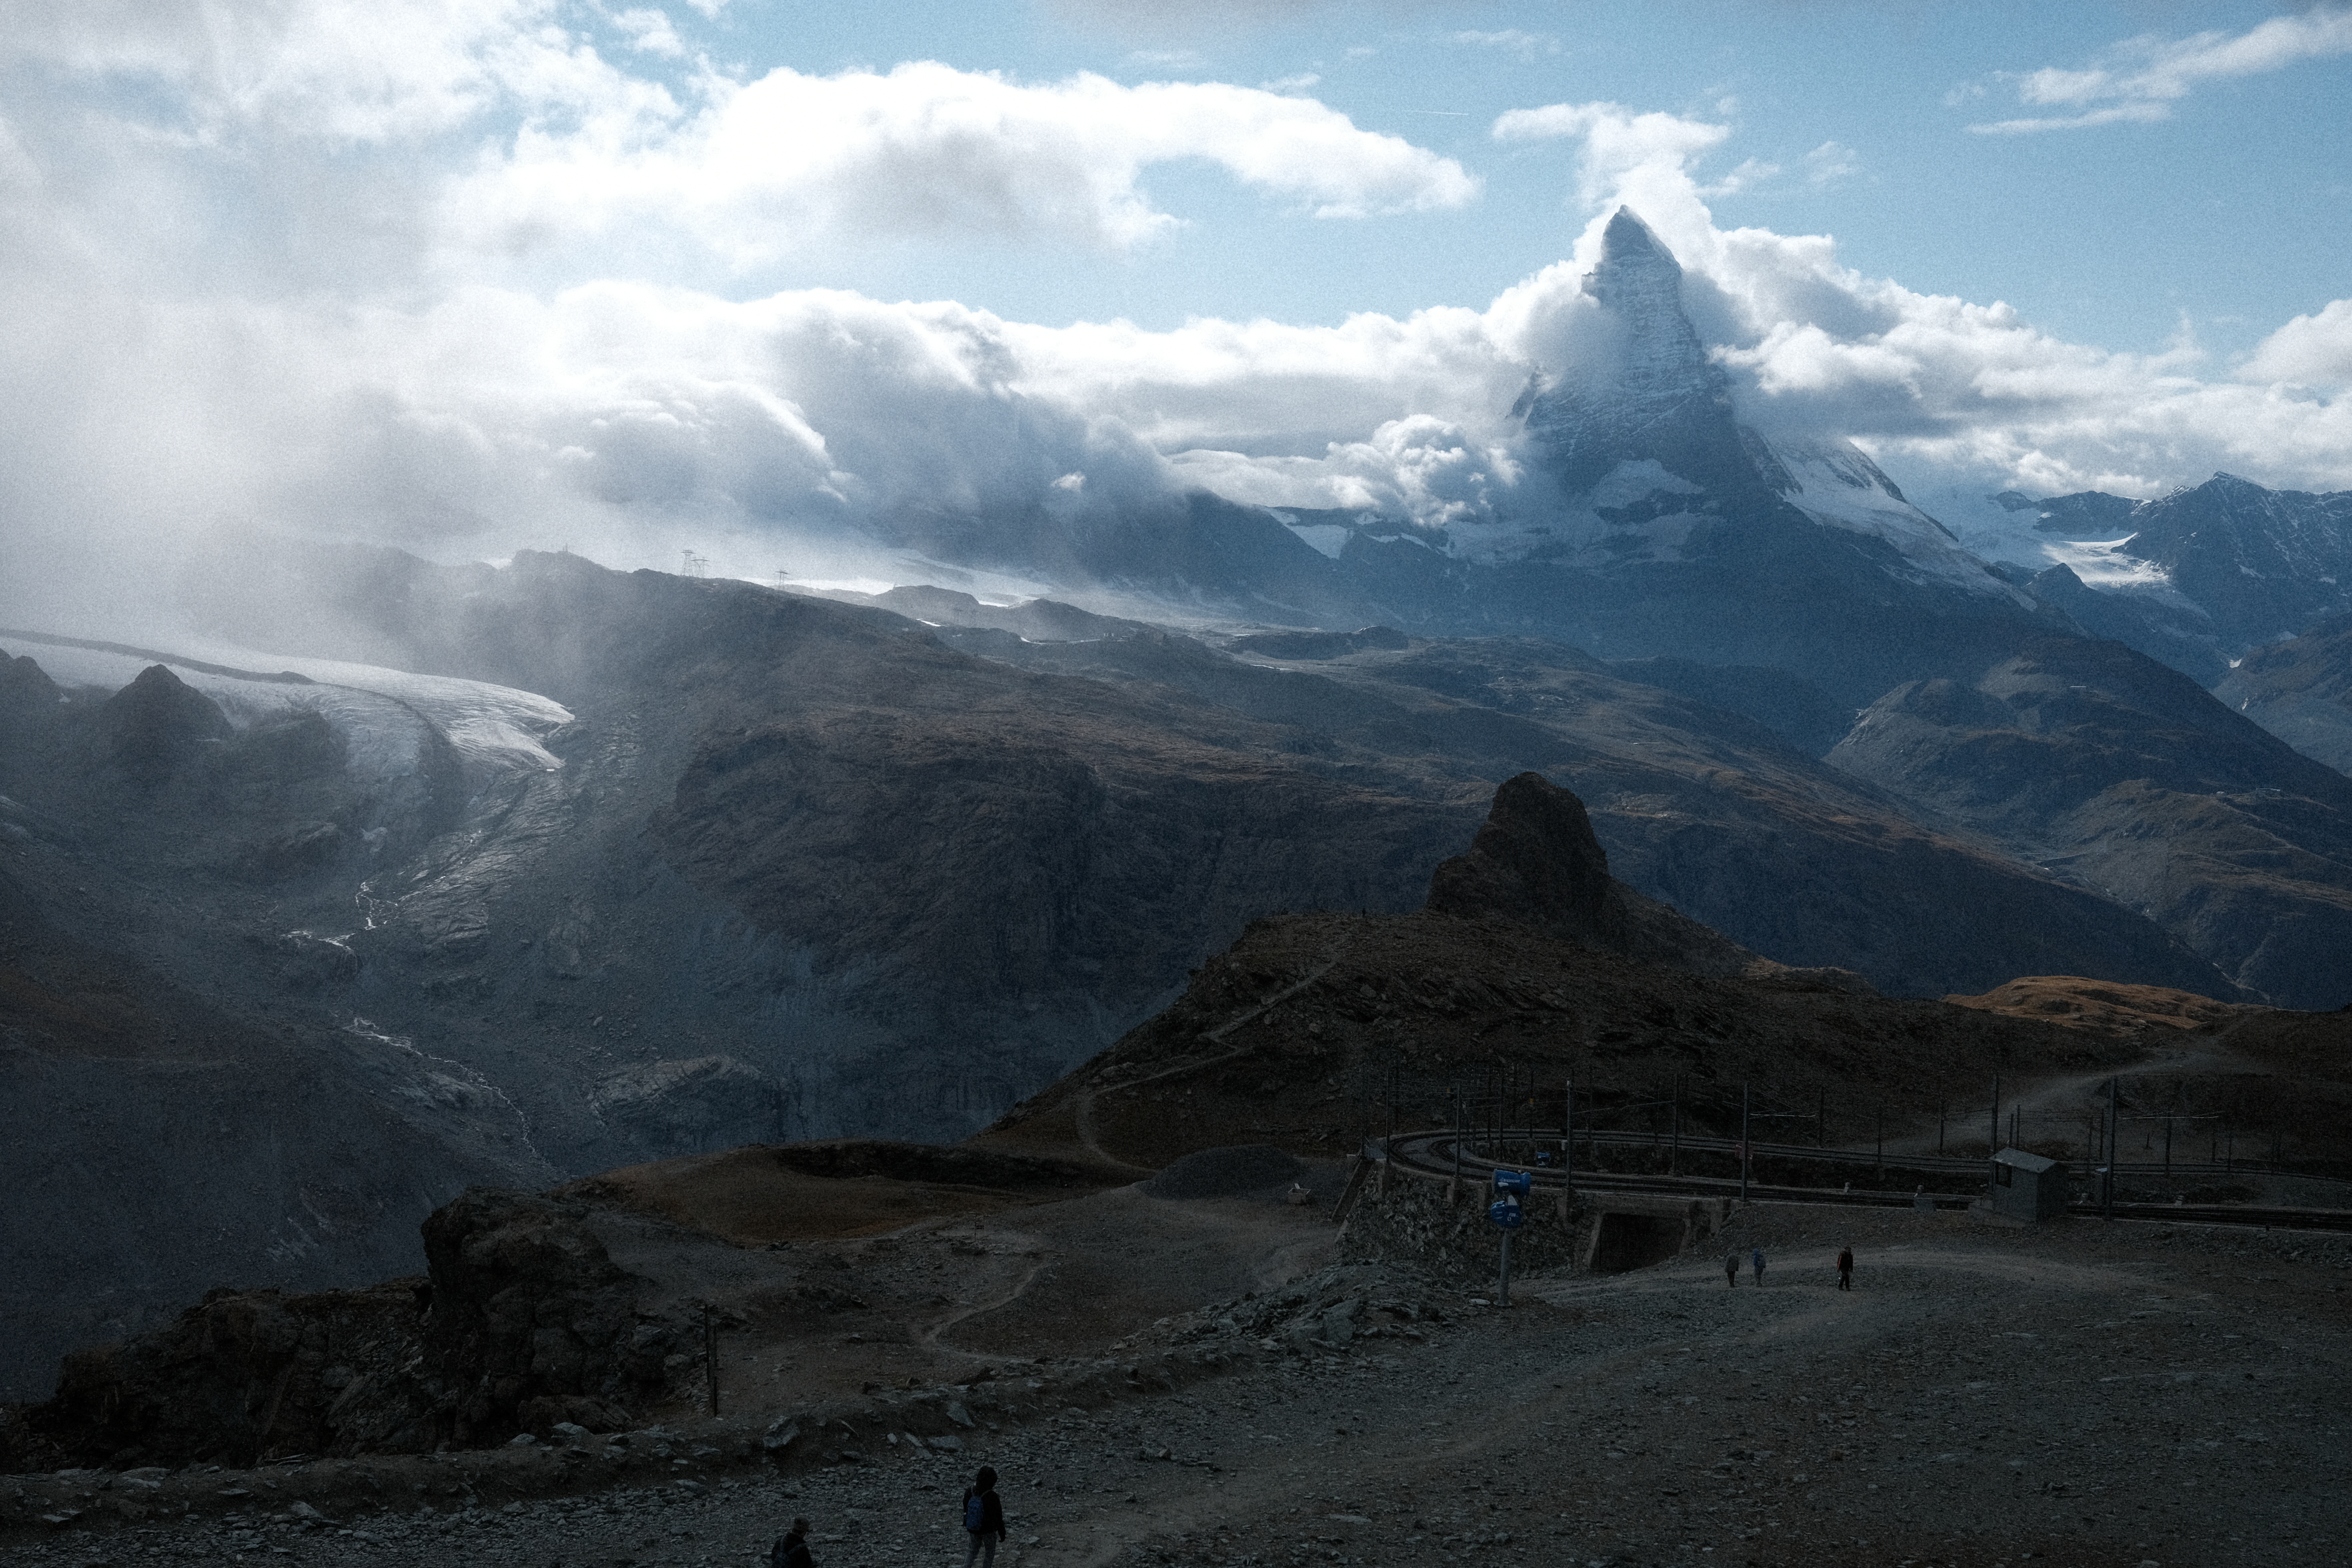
1337 1165 1585 1287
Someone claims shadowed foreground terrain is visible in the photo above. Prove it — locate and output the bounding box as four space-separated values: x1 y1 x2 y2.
5 1186 2347 1568
8 776 2352 1567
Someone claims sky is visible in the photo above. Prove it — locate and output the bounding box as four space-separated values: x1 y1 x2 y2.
3 0 2350 616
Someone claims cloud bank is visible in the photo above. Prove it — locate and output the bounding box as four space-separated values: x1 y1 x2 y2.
1 1 2347 636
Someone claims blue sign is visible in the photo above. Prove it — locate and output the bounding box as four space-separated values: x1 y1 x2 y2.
1488 1198 1524 1229
1492 1169 1533 1196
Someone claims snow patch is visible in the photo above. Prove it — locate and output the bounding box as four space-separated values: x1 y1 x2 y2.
1282 522 1353 560
1765 439 2029 603
1588 458 1701 509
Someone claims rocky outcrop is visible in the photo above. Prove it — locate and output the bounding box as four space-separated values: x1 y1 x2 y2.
85 665 232 790
1424 770 1759 978
16 1187 677 1467
21 1282 428 1470
419 1188 668 1446
1425 772 1625 946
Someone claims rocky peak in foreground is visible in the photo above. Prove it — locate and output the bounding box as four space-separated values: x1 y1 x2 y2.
1422 769 1761 978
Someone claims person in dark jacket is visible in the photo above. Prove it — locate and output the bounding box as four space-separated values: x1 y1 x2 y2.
963 1465 1008 1568
1836 1245 1854 1291
770 1516 814 1568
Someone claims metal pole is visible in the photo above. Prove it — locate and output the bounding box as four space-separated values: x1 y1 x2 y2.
703 1304 720 1416
1875 1106 1883 1178
1938 1101 1945 1156
1451 1089 1463 1199
2164 1113 2173 1185
1740 1082 1752 1204
1498 1229 1513 1306
2103 1078 2117 1221
1990 1075 2001 1152
1670 1076 1681 1178
1565 1078 1574 1182
1817 1089 1826 1149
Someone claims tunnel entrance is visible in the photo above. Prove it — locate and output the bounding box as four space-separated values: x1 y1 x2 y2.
1588 1210 1685 1274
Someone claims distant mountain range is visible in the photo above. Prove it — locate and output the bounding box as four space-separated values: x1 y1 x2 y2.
5 206 2351 1406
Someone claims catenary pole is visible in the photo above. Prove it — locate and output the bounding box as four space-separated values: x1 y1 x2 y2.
1740 1081 1752 1204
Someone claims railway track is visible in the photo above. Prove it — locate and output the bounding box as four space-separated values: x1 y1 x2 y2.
1379 1130 2352 1234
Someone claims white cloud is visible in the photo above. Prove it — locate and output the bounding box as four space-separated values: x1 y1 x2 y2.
447 62 1480 261
1492 100 1732 213
1969 8 2352 134
1802 139 1859 187
1698 156 1778 198
2242 299 2352 389
1260 72 1321 92
1 3 1473 265
0 0 606 145
609 7 688 58
1169 415 1523 529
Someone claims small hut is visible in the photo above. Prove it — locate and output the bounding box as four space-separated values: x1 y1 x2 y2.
1989 1146 2068 1222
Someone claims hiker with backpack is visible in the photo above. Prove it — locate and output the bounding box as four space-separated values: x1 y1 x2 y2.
963 1465 1008 1568
769 1516 814 1568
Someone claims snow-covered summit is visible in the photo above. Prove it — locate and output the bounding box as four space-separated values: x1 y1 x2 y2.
1494 208 2023 600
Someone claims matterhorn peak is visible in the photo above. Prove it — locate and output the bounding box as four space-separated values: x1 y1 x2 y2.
1578 207 1719 411
1589 207 1683 296
1520 207 1743 497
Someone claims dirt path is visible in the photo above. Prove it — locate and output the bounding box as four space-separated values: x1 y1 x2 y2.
17 1204 2349 1568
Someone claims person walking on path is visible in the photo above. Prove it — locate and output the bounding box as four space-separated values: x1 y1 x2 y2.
1836 1246 1854 1291
1724 1250 1740 1288
1751 1247 1767 1286
770 1517 815 1568
963 1465 1008 1568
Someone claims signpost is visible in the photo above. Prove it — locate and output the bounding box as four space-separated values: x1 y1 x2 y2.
1490 1168 1531 1305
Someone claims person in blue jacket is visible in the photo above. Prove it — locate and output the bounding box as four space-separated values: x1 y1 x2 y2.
963 1465 1008 1568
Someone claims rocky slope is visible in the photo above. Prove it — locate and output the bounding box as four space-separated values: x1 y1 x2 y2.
0 570 2256 1395
1828 636 2352 1007
2214 612 2352 775
0 857 552 1403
